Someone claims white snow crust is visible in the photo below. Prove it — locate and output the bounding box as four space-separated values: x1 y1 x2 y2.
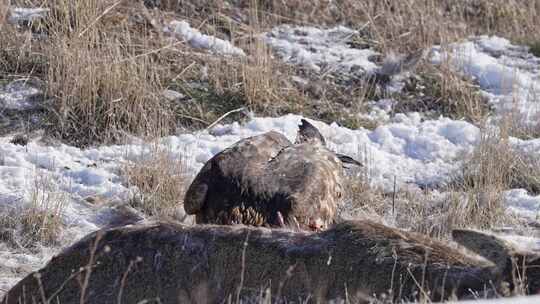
448 296 540 304
432 36 540 124
7 8 48 25
264 25 379 74
166 20 246 56
0 80 43 111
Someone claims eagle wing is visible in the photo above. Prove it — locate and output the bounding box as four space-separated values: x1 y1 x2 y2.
183 131 291 215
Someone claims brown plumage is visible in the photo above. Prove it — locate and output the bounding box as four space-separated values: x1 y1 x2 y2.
183 119 360 230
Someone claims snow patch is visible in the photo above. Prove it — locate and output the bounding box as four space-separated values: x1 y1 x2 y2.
264 25 379 74
166 20 246 56
0 80 43 111
7 7 49 24
0 245 56 293
432 36 540 124
500 234 540 253
448 296 540 304
0 114 482 226
505 189 540 221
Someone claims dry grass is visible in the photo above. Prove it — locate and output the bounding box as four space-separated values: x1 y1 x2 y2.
499 104 540 140
241 35 287 113
157 0 540 51
172 3 308 128
21 170 67 246
453 126 540 220
0 170 67 250
0 19 46 78
45 39 172 146
237 0 307 115
342 126 534 239
342 179 517 240
343 175 446 239
40 0 174 146
157 0 538 131
447 130 513 228
181 0 538 131
509 153 540 195
2 0 538 144
397 63 490 125
122 144 191 220
241 0 277 111
3 0 178 146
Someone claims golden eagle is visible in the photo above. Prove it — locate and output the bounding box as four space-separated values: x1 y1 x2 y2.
183 119 361 230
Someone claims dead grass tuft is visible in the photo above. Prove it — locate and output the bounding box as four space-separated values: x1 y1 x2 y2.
397 63 490 124
449 128 522 229
42 0 174 146
155 0 540 52
122 145 191 220
342 127 530 239
0 171 67 250
0 20 46 78
500 108 540 141
509 153 540 195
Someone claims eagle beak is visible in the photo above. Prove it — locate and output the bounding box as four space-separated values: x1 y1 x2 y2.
336 153 363 167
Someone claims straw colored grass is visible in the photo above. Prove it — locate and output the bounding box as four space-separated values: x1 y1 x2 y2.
0 171 67 250
122 145 191 220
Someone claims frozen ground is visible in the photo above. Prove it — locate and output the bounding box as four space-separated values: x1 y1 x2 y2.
2 18 540 301
432 36 540 125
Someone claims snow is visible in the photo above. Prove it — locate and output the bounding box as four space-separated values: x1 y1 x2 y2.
504 189 540 221
0 114 479 209
448 296 540 304
264 25 379 74
431 36 540 124
500 233 540 253
0 245 56 293
355 99 395 124
0 114 481 235
166 20 246 56
0 80 43 111
7 8 49 25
